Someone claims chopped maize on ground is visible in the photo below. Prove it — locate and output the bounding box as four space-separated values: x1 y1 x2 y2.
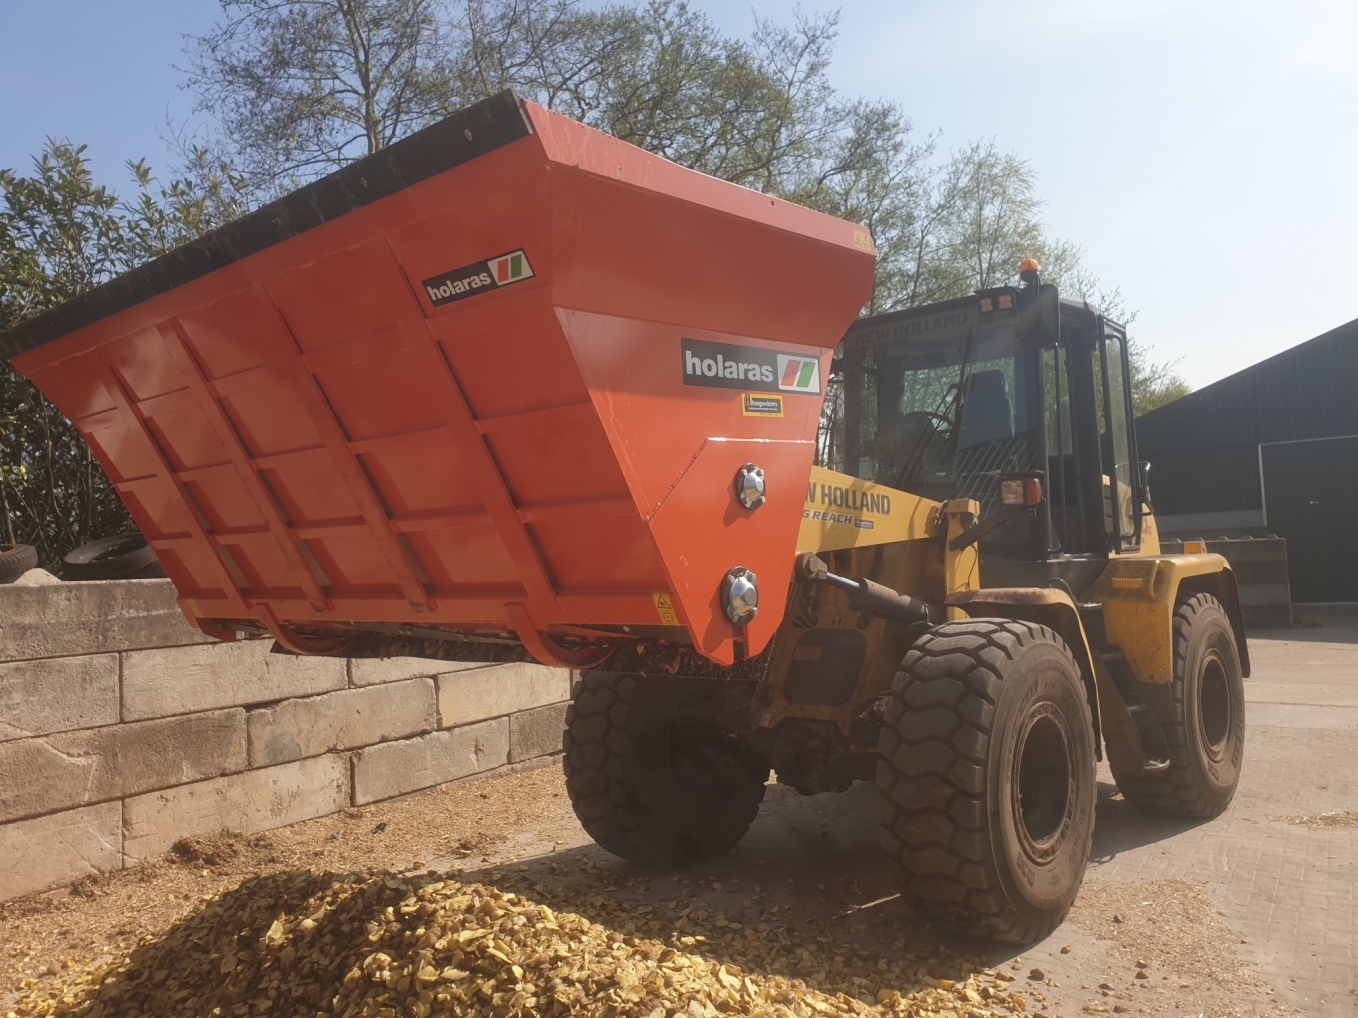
10 869 1033 1018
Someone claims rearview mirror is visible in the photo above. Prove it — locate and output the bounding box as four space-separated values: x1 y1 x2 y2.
1136 460 1152 502
1014 283 1060 348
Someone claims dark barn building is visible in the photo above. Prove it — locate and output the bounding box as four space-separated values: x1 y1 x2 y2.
1136 316 1358 603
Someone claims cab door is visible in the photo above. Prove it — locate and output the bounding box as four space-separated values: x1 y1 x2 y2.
1095 322 1141 551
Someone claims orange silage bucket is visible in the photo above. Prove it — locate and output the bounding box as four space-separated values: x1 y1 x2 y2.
2 92 875 664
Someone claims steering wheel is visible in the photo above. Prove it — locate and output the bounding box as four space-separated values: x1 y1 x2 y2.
901 411 952 432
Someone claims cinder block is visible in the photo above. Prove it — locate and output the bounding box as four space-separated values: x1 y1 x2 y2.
509 702 567 763
122 639 346 720
352 719 509 804
248 677 437 766
0 709 246 824
436 662 570 728
0 802 122 902
0 654 119 742
0 578 209 661
349 657 483 687
122 754 349 861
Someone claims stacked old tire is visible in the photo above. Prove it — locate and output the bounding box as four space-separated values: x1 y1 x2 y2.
0 543 38 583
62 533 166 580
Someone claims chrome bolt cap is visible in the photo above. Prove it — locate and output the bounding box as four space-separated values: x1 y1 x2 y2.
735 463 766 509
723 567 759 625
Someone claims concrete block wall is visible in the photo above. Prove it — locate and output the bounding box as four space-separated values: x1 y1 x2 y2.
0 579 571 901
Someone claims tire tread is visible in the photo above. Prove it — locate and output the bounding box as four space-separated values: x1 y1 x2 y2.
877 618 1079 942
0 543 38 584
563 673 765 867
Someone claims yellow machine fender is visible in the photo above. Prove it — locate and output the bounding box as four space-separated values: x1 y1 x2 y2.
945 587 1103 746
1094 554 1250 683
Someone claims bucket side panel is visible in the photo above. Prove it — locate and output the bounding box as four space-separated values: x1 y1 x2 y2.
649 437 817 663
556 309 828 515
558 309 831 661
24 342 252 611
384 154 672 607
537 140 873 659
415 295 669 601
550 174 870 350
528 102 873 346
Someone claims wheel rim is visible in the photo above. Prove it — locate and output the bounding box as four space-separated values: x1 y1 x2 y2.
1198 651 1232 759
1012 703 1073 863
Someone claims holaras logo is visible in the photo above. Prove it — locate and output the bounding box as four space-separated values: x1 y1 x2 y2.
681 338 822 395
421 249 534 308
489 251 531 284
776 354 819 393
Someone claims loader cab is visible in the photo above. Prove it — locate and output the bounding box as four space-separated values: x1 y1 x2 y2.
837 284 1143 596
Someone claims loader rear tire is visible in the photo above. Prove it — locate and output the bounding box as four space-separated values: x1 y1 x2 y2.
563 672 768 869
1110 592 1245 818
877 619 1097 943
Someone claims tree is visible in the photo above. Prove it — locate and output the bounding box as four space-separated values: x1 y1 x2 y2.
0 142 241 567
520 5 842 195
1127 344 1191 415
183 0 463 190
184 1 852 199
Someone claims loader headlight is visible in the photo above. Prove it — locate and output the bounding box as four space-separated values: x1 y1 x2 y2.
1001 474 1044 507
722 566 759 625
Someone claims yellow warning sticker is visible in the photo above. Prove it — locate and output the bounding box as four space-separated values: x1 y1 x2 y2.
652 593 680 626
853 229 873 251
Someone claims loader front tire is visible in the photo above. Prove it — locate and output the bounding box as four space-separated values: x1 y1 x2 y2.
1110 592 1245 818
563 672 768 869
877 619 1097 943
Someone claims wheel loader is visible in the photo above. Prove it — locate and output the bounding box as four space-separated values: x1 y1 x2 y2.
0 90 1245 944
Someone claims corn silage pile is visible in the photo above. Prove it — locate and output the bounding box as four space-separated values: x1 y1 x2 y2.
12 870 1033 1018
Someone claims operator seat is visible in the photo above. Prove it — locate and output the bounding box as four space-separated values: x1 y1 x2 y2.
957 369 1014 448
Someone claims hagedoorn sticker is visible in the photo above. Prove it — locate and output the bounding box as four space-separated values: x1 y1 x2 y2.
422 249 534 307
741 393 784 417
681 338 821 395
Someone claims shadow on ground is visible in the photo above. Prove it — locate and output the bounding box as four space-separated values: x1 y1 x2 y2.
1089 780 1209 864
1249 625 1358 645
470 774 1210 978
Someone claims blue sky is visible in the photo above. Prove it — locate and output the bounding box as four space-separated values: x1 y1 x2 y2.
2 1 1355 389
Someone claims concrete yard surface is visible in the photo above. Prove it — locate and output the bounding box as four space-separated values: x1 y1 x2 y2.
3 618 1356 1017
